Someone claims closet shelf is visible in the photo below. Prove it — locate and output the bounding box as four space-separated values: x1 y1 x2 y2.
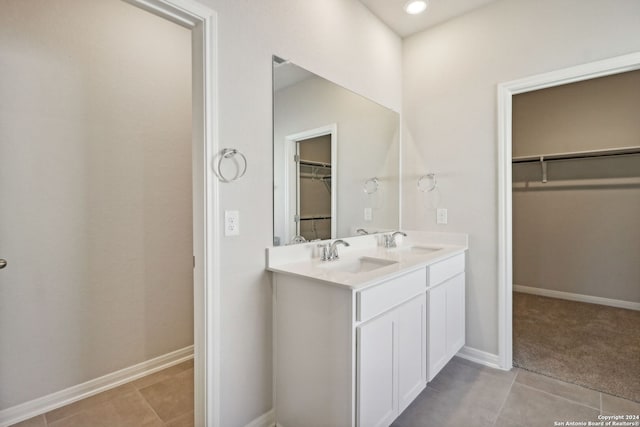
298 215 332 221
512 146 640 163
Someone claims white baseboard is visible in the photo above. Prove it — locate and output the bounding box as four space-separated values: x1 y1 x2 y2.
514 285 640 311
0 345 194 427
245 409 275 427
456 346 501 370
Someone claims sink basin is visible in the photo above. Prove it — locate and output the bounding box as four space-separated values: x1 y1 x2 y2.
393 245 443 254
321 256 397 274
409 245 442 254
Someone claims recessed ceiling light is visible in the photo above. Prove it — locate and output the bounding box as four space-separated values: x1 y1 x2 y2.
404 0 428 15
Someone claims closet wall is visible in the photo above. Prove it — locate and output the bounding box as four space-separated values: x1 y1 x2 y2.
512 70 640 304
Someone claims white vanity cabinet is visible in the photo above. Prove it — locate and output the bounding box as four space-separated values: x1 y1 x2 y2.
357 308 396 427
273 268 426 427
426 252 466 381
357 293 426 427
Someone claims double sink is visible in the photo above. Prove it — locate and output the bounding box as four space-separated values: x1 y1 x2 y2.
266 231 469 289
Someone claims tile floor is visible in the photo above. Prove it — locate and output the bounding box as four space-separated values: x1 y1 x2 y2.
11 360 194 427
11 356 640 427
392 357 640 427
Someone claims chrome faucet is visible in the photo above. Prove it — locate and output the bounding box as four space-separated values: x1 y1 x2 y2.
328 239 350 260
356 228 369 235
384 231 407 248
317 243 330 261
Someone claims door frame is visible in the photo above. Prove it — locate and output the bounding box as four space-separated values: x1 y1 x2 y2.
496 51 640 370
283 124 338 243
126 0 220 425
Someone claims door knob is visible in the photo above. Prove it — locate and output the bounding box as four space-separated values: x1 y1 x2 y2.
0 259 7 269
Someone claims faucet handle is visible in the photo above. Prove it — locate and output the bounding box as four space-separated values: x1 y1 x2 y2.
317 243 329 261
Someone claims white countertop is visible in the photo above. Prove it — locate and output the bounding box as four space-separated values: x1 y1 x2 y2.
266 231 468 290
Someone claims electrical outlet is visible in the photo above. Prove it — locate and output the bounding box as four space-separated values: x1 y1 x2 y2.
364 207 372 221
436 208 448 225
225 210 240 236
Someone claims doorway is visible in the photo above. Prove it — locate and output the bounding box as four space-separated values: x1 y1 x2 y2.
283 124 337 245
497 52 640 373
296 135 333 241
0 1 219 425
510 69 640 401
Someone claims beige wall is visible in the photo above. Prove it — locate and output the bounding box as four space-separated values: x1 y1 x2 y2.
0 0 192 410
513 70 640 156
402 0 640 355
513 72 640 303
195 0 402 425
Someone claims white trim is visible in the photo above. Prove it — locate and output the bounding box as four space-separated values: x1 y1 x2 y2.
123 0 197 27
0 346 194 427
244 409 276 427
455 346 501 370
514 285 640 311
284 124 338 243
497 51 640 372
398 114 403 232
125 1 220 426
497 80 513 372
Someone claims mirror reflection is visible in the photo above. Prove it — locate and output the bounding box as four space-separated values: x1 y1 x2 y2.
273 57 400 246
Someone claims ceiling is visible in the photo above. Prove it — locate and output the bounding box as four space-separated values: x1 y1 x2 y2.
358 0 497 38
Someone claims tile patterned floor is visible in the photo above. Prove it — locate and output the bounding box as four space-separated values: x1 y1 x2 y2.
12 356 640 427
11 360 194 427
392 357 640 427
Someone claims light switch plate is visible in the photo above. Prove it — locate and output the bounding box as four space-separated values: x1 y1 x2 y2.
225 210 240 236
436 208 448 225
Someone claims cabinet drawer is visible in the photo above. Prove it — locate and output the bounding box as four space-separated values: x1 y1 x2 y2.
357 269 426 322
428 253 465 287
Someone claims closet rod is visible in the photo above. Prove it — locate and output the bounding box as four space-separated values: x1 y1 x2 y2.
298 159 331 168
299 174 331 180
512 146 640 164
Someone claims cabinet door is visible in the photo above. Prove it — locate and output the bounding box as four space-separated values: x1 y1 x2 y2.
427 284 447 382
397 295 426 414
446 273 465 358
357 312 396 427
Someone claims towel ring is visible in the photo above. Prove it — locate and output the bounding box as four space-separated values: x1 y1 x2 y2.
417 173 437 192
217 148 247 183
363 177 379 195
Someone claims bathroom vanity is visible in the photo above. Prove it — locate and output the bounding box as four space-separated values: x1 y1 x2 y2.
266 232 467 427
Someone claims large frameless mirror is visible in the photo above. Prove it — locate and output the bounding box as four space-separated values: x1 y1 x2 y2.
272 56 400 246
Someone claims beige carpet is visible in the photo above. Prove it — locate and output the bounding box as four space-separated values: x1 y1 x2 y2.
513 292 640 403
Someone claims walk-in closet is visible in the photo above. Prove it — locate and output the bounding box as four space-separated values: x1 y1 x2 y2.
511 69 640 403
